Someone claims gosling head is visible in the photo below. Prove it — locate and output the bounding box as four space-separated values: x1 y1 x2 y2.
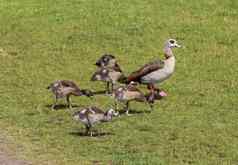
95 54 117 67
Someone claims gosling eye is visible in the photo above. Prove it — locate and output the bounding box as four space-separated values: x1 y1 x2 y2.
169 40 175 44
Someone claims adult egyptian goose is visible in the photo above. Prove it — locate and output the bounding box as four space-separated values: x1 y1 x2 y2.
112 81 152 115
47 80 93 110
73 106 118 136
127 39 181 96
92 54 124 94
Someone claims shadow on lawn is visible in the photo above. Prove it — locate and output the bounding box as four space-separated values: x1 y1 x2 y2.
45 104 83 110
92 90 109 95
118 109 152 115
69 131 114 137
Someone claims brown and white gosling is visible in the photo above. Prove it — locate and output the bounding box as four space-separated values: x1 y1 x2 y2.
112 81 153 115
91 67 124 94
73 106 119 136
92 54 124 94
47 80 93 110
95 54 120 68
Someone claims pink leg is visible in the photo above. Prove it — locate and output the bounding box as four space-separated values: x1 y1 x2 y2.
148 84 168 97
159 90 168 97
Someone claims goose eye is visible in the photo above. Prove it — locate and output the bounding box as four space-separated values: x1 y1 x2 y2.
170 40 175 44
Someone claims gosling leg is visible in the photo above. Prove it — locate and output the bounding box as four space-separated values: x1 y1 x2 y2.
51 96 58 110
125 102 131 116
85 125 90 136
105 82 110 94
66 95 72 109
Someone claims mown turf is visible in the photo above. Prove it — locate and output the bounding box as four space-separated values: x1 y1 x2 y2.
0 0 238 164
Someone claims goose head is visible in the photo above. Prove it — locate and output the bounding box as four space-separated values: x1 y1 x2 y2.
165 39 181 48
164 39 181 58
95 54 116 67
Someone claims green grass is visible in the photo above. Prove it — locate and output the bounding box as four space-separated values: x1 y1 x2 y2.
0 0 238 164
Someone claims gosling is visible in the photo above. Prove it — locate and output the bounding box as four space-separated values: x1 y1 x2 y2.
92 54 124 94
47 80 93 110
73 106 118 136
91 67 124 94
112 81 153 115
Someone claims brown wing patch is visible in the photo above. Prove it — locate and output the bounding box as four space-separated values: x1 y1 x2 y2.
113 63 122 72
127 59 164 82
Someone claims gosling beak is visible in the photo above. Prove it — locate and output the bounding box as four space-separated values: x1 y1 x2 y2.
95 60 101 66
175 43 181 48
113 111 120 117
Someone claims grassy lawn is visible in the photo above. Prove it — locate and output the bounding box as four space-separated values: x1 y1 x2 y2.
0 0 238 164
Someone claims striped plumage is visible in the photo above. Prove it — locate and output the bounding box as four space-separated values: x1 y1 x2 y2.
73 106 118 136
92 54 124 94
47 80 93 110
113 81 152 115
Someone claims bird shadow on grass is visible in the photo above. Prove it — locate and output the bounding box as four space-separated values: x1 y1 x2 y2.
92 90 110 95
45 104 82 110
118 109 152 115
69 131 114 137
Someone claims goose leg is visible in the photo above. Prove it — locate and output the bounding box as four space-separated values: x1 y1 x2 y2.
114 101 118 111
149 102 154 111
153 85 168 97
125 101 131 116
148 84 167 98
51 96 58 110
66 95 72 109
89 126 93 137
90 131 93 137
106 82 110 94
146 92 155 112
111 82 114 94
147 84 155 93
158 90 168 97
114 101 120 116
85 125 90 136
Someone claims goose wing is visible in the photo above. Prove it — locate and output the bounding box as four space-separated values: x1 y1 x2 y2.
47 80 78 90
125 85 146 101
127 59 164 83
